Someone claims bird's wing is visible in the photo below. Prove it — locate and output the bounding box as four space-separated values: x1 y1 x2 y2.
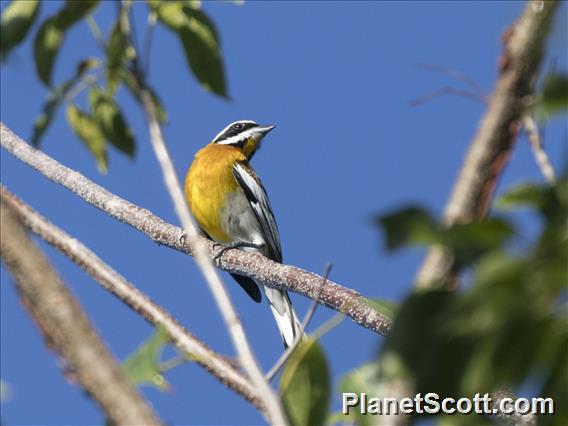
233 162 282 262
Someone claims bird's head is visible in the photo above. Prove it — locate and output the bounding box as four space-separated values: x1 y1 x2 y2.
211 120 275 160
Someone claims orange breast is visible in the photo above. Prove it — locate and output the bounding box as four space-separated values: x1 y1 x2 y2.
184 144 246 242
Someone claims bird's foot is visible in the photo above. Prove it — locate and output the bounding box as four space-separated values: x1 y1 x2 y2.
212 241 263 265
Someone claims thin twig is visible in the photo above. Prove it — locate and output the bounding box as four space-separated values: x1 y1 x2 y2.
137 89 288 424
0 122 393 336
311 313 345 341
416 62 486 95
0 201 162 426
522 114 556 185
143 11 158 77
64 74 100 103
159 355 187 373
265 263 332 381
0 186 267 415
86 16 106 52
410 86 487 107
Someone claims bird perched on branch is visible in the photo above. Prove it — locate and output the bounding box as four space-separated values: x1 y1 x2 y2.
185 120 302 347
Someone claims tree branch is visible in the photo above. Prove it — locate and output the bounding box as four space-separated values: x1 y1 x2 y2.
0 122 392 337
0 185 267 416
415 0 560 288
0 200 162 426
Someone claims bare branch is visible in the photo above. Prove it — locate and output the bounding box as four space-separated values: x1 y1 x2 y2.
137 89 287 424
415 0 560 288
86 16 106 52
0 186 267 415
522 114 556 185
415 63 486 95
143 10 158 77
410 86 487 107
0 200 161 426
0 122 392 336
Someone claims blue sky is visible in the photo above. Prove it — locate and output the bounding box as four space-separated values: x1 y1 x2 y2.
1 1 566 425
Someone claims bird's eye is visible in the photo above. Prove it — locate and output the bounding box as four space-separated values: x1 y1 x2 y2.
232 123 244 130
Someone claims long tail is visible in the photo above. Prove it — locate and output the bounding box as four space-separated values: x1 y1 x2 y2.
263 285 303 348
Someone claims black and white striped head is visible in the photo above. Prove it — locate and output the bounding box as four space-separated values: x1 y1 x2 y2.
212 120 275 159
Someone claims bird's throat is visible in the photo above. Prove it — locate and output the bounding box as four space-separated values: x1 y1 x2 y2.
242 137 261 160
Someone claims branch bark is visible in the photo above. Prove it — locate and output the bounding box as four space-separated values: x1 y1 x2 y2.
415 0 560 288
0 122 392 337
0 200 162 426
0 185 267 415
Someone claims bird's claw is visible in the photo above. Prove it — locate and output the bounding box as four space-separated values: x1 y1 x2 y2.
212 241 262 265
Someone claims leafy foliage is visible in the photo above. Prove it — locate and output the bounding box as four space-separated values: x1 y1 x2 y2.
378 207 514 267
31 58 99 146
66 103 108 173
33 0 100 86
89 87 135 157
122 326 171 391
280 339 330 426
2 0 227 171
370 179 568 425
105 6 132 94
534 73 568 119
149 0 228 98
0 0 40 61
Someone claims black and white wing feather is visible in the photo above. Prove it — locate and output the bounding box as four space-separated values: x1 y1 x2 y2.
233 162 282 262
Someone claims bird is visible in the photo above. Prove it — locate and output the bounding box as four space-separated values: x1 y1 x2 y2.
185 120 302 348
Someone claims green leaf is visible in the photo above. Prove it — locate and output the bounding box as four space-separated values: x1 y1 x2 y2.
33 18 63 86
31 58 99 146
32 0 100 86
496 183 547 210
54 0 100 31
122 325 170 390
378 206 513 264
377 206 439 251
383 290 475 397
152 2 227 97
106 22 128 93
31 84 66 147
0 0 40 61
106 3 134 94
536 74 568 119
66 104 108 173
443 219 514 266
280 339 330 426
89 87 136 157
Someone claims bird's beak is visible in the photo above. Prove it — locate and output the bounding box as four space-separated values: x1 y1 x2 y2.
257 124 276 135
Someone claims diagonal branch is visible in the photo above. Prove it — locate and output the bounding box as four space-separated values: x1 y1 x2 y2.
0 122 392 336
0 185 267 416
0 200 162 426
415 0 560 288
